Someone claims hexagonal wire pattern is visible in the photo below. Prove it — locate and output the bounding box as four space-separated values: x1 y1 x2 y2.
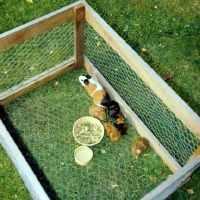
84 22 200 166
3 67 171 199
1 20 172 199
1 16 199 200
0 21 74 93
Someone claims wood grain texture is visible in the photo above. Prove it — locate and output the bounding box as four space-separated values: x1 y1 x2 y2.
74 4 85 70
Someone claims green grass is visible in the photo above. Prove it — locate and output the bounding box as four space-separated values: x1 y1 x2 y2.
0 21 74 92
87 0 200 116
0 0 200 199
0 0 77 33
84 22 200 166
0 145 32 200
2 68 172 199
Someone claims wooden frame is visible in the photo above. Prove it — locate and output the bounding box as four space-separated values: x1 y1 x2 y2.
73 4 85 70
0 0 200 199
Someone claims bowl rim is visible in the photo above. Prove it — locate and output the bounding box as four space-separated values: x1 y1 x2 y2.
73 116 104 146
74 146 93 164
74 146 94 166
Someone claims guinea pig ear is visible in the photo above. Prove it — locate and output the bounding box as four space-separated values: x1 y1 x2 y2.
86 74 92 79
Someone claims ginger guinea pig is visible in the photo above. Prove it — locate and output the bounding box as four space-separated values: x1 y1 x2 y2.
103 122 122 142
79 74 111 108
132 137 149 159
89 104 106 120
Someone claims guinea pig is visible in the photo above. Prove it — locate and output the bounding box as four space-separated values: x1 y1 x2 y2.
186 146 200 164
113 113 127 135
103 122 122 142
79 74 111 108
132 137 149 159
89 104 106 120
108 100 120 118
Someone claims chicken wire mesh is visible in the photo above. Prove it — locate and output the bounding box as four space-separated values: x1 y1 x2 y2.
1 67 172 200
84 22 200 166
0 21 74 93
0 14 172 198
0 4 199 199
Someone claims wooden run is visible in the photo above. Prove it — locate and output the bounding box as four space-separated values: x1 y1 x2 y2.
1 1 200 199
84 0 200 140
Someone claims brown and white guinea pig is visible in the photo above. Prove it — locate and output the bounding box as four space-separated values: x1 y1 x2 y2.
89 104 106 120
186 146 200 164
113 113 127 135
103 122 122 142
79 74 111 108
132 137 149 159
108 100 120 118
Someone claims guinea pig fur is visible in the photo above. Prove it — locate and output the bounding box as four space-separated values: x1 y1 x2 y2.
79 74 111 108
89 104 106 120
114 113 127 135
103 122 121 142
108 100 120 118
132 137 149 159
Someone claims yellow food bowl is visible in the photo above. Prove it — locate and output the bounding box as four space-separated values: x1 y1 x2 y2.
74 146 93 166
73 116 104 146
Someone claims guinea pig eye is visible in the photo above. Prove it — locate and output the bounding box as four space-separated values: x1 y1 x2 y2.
83 79 89 85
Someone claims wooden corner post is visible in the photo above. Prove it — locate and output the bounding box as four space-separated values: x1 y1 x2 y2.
74 4 85 70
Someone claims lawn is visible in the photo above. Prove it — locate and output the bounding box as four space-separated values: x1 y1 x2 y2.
0 0 200 199
2 68 173 199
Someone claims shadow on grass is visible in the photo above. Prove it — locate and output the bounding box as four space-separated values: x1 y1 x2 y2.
0 106 61 200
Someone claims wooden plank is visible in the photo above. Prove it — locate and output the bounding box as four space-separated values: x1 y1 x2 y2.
0 1 82 52
73 4 85 70
0 58 74 105
141 155 200 200
83 1 200 140
84 56 182 173
0 120 50 200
